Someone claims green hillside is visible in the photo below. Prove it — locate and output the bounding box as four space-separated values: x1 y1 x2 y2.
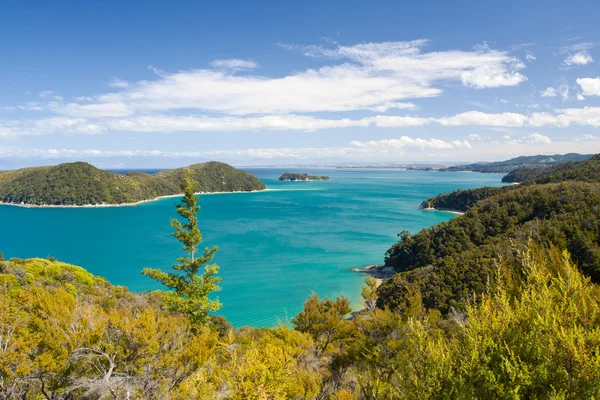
386 154 600 316
441 152 593 173
0 161 265 206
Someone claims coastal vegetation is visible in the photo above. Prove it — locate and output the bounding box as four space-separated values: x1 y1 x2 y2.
388 154 600 315
501 166 546 182
2 155 600 398
2 244 599 398
0 161 265 206
278 172 331 181
142 172 222 330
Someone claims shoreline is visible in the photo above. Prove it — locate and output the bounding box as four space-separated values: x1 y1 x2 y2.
0 189 266 209
349 264 395 318
351 264 395 287
421 207 465 215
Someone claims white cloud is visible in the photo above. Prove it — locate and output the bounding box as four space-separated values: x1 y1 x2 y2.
502 133 551 145
577 77 600 96
438 111 528 127
527 133 551 144
552 106 600 127
40 40 526 119
541 87 557 97
39 90 53 98
468 133 483 141
4 105 600 137
525 50 536 62
0 134 473 161
451 140 473 148
109 78 130 89
564 51 594 66
576 134 596 141
368 115 431 127
369 102 416 112
559 84 570 100
48 101 134 118
577 93 585 101
350 136 456 150
528 112 570 127
210 59 259 70
559 42 595 54
106 114 372 132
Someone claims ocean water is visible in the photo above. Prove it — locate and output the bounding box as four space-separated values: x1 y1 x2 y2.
0 168 505 327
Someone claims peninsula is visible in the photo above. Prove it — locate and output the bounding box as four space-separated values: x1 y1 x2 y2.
278 172 331 181
0 161 265 206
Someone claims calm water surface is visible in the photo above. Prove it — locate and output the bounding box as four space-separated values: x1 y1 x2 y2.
0 168 505 327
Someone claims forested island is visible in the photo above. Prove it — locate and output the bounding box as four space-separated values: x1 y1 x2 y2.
278 172 331 181
2 155 600 398
0 161 265 206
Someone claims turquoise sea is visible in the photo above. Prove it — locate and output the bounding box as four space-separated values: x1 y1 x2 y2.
0 168 505 327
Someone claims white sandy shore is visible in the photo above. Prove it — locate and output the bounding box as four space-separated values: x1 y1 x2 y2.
0 189 266 209
421 207 465 215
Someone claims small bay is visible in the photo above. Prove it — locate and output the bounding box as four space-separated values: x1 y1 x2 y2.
0 168 505 327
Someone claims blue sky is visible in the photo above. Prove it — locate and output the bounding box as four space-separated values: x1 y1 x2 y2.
1 0 600 168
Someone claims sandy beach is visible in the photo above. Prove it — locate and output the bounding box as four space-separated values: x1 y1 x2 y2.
0 189 265 209
421 207 465 215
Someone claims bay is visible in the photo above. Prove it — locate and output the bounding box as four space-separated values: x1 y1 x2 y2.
0 168 505 327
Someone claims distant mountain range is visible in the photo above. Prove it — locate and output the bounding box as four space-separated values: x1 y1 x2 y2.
0 161 265 206
440 153 593 173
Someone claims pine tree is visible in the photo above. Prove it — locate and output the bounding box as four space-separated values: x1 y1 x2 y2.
142 171 221 331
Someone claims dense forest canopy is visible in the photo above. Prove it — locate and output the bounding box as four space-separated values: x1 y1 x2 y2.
0 161 265 206
385 154 600 315
501 166 547 182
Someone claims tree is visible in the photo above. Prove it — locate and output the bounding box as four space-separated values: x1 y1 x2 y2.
361 276 378 312
292 293 351 356
142 171 221 331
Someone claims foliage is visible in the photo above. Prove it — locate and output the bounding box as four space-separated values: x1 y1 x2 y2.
279 172 331 181
501 166 547 182
382 182 600 313
143 172 221 331
421 186 510 212
0 160 265 206
292 293 352 356
530 153 600 184
2 244 600 398
346 243 600 399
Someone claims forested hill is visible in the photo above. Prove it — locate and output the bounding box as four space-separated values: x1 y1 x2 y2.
503 154 600 183
423 154 600 211
440 152 592 173
381 153 600 316
0 161 265 206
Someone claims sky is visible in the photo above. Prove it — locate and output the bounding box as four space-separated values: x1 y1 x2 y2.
1 0 600 168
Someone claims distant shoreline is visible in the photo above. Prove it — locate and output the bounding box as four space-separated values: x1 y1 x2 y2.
421 207 465 215
0 189 266 209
